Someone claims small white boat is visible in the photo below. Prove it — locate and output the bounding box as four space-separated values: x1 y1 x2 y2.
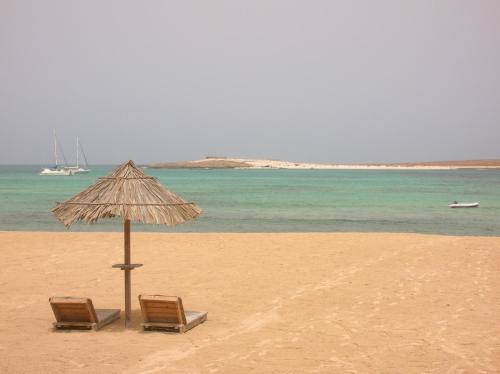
449 202 479 208
40 167 73 176
63 166 88 174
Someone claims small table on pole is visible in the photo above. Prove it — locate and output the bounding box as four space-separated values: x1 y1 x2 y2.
112 264 143 270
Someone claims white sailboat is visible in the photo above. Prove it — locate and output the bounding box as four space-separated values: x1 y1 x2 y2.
64 136 90 174
40 130 73 176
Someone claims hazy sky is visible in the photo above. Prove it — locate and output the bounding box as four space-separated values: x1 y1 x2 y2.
1 1 499 165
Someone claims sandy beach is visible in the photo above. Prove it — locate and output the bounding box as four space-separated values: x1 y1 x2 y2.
0 231 499 373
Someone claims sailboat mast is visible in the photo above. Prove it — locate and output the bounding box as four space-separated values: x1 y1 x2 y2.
76 136 79 168
53 129 58 166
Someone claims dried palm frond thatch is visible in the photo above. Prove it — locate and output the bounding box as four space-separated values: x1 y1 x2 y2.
52 160 201 227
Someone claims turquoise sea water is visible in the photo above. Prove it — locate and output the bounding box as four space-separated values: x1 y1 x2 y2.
0 165 499 236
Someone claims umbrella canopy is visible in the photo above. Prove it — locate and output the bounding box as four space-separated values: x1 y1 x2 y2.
53 160 201 227
52 160 201 324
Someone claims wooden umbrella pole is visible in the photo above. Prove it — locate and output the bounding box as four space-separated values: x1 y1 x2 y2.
124 219 131 324
111 219 141 327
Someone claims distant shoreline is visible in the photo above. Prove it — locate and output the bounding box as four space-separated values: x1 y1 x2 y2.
148 157 500 170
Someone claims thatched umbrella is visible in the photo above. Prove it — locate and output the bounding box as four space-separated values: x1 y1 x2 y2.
53 160 201 324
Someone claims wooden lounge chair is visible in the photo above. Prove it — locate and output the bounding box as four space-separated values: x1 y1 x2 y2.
49 297 120 331
138 294 207 333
